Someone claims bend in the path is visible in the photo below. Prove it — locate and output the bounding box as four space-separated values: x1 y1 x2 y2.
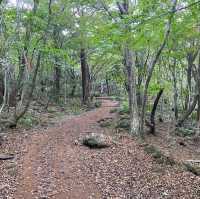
15 99 118 199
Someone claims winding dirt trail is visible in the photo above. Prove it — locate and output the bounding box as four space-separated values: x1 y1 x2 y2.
1 99 199 199
15 99 118 199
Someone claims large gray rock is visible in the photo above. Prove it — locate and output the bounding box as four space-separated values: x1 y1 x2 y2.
82 133 110 149
184 160 200 176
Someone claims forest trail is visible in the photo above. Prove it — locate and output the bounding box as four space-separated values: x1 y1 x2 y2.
14 99 118 199
1 99 199 199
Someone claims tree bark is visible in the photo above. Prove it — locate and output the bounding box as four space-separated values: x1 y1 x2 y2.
116 0 140 135
105 78 110 96
146 88 164 134
171 59 179 120
186 52 197 109
80 48 90 105
124 47 139 135
176 94 198 127
53 61 61 102
196 52 200 121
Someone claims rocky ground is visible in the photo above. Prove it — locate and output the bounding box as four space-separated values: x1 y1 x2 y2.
0 99 199 199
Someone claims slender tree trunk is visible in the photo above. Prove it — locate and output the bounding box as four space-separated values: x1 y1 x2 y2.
105 78 110 96
171 59 179 120
176 94 198 127
14 53 41 124
17 49 27 100
80 48 90 105
196 53 200 121
136 53 143 108
124 47 139 135
117 0 139 135
53 60 61 102
0 67 7 113
146 88 164 134
187 55 192 105
139 0 177 134
7 0 51 127
0 73 4 104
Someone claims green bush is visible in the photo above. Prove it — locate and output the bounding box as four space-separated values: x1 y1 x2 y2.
110 108 118 113
175 128 195 137
118 100 129 115
94 100 102 108
144 145 175 165
92 92 100 97
116 118 130 130
19 114 39 128
100 121 112 127
114 96 122 101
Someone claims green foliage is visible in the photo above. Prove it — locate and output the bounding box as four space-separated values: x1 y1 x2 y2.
19 113 39 129
110 108 118 113
92 91 100 97
116 118 130 130
144 145 176 165
119 101 130 115
94 100 102 108
175 128 196 137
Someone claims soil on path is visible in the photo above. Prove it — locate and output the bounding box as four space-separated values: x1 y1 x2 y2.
13 100 118 199
0 99 199 199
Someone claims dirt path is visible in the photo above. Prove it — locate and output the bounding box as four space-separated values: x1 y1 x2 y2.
0 99 199 199
14 99 118 199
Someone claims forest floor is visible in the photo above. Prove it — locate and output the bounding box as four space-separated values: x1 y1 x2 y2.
144 121 200 164
0 99 200 199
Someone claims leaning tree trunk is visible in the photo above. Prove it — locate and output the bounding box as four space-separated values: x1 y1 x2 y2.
178 55 200 128
176 94 198 127
80 48 90 105
146 88 164 134
139 0 177 135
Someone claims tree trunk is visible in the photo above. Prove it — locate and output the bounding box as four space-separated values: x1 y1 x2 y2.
139 0 177 135
124 47 139 135
0 72 4 104
196 53 200 121
106 78 110 96
80 48 90 105
14 53 41 124
176 94 198 127
117 0 139 135
136 53 143 108
171 59 179 120
17 50 27 100
53 61 61 102
146 88 164 134
5 0 51 127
